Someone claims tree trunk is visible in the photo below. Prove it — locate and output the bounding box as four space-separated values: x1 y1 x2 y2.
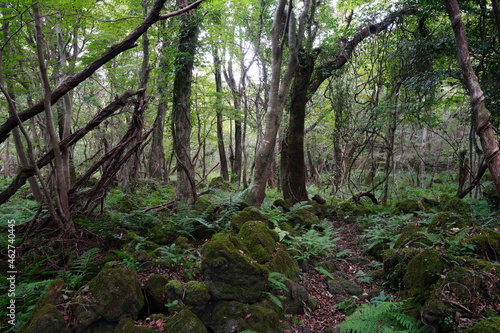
213 47 229 181
171 4 201 204
446 0 500 199
33 5 74 233
281 50 315 203
249 0 311 206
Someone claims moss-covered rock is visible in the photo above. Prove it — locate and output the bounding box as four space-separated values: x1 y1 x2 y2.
209 176 231 189
441 197 472 218
421 296 455 333
437 267 483 306
287 207 320 227
466 317 500 333
20 304 69 333
237 221 278 263
393 225 433 249
88 266 144 322
163 309 208 332
395 199 421 214
34 279 67 310
200 301 281 333
114 318 157 333
326 273 363 296
272 198 293 212
184 281 211 308
266 245 300 282
230 207 268 231
403 249 446 297
144 275 169 311
282 279 310 314
427 212 467 234
148 224 170 245
464 229 500 259
201 233 269 303
381 248 420 290
174 236 190 249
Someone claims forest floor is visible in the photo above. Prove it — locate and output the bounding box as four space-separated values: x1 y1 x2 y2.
5 185 499 333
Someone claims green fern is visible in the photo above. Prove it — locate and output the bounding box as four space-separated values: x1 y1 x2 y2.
338 299 429 333
58 248 100 289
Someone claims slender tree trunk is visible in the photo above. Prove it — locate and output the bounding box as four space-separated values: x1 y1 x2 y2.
33 5 74 233
446 0 500 199
171 3 201 204
213 47 229 181
149 36 169 181
1 18 43 202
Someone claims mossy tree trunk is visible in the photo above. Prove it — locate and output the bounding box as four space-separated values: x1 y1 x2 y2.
281 50 316 203
446 0 500 200
171 1 201 204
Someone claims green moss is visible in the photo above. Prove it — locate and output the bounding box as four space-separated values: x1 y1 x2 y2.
287 208 320 227
230 207 268 231
326 273 363 296
438 267 482 304
441 197 472 217
148 224 170 245
209 176 231 189
272 199 293 212
237 221 278 263
421 296 454 332
201 233 269 303
381 248 420 290
393 225 432 249
20 304 68 333
403 249 446 298
144 275 169 308
465 229 500 259
266 246 300 282
184 281 211 307
88 266 144 322
395 199 421 214
466 317 500 332
114 318 157 332
174 236 190 249
34 279 67 310
201 301 281 333
163 309 208 332
427 212 467 234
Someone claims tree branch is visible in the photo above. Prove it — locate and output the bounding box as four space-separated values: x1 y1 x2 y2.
0 0 205 144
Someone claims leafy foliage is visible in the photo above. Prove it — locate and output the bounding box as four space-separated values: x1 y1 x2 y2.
57 248 100 290
338 299 429 333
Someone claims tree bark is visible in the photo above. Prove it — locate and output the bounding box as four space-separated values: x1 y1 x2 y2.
213 47 229 181
171 3 201 204
281 50 315 203
445 0 500 199
33 5 74 233
249 0 311 206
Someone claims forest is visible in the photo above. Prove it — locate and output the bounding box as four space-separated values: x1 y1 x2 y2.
0 0 499 332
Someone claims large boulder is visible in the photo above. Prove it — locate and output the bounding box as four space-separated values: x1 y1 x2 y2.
200 301 281 333
20 279 69 333
237 221 279 263
163 309 208 333
20 304 69 333
230 207 268 231
403 249 446 298
201 233 269 303
72 265 144 332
